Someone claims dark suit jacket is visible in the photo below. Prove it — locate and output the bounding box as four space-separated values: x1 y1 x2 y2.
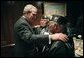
14 16 49 57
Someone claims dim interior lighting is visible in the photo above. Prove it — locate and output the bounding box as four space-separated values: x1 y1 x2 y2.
7 1 15 4
37 1 43 5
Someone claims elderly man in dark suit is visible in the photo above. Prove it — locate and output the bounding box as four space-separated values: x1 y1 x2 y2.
14 4 68 57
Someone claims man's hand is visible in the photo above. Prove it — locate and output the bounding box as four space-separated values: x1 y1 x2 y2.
49 33 68 42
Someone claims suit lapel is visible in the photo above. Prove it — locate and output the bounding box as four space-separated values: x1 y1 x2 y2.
21 16 35 34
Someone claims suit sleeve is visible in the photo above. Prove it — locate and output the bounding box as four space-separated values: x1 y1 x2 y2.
16 23 49 44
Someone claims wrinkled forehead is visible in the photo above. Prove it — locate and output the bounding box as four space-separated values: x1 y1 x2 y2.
48 21 58 26
40 19 49 22
49 21 56 24
41 18 47 20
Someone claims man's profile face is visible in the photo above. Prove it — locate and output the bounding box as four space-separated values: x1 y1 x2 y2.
48 21 63 33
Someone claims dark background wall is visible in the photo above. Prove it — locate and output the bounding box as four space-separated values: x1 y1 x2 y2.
1 1 83 57
1 1 43 46
67 1 83 35
1 1 43 57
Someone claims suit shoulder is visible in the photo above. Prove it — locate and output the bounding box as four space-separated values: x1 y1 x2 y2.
14 17 28 29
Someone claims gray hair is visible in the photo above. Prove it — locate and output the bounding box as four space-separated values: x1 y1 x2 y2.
23 4 37 14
